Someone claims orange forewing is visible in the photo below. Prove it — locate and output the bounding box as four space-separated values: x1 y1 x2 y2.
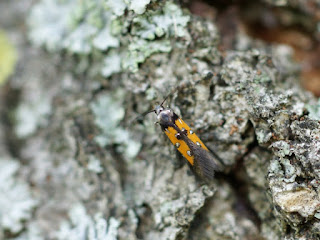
164 126 195 165
174 118 208 151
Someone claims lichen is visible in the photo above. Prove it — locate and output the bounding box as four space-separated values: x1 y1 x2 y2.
268 119 320 226
28 0 119 53
15 93 51 138
306 98 320 120
101 51 121 77
271 141 291 158
0 157 37 234
28 0 76 51
105 0 126 16
131 2 190 40
87 155 103 173
90 92 141 159
122 39 172 72
56 204 120 240
128 0 151 14
12 222 44 240
28 0 190 75
92 24 119 51
124 1 190 72
63 23 97 54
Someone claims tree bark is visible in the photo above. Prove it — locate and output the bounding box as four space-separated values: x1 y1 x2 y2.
1 0 320 239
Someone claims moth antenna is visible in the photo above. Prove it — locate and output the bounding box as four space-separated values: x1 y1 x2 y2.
160 87 180 107
136 109 155 121
128 109 155 127
160 93 170 107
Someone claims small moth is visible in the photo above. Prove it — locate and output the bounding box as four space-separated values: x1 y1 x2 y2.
142 96 222 181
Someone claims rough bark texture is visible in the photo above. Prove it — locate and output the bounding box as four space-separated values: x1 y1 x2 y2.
1 0 320 239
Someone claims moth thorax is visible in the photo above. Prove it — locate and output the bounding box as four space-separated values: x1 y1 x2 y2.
157 109 172 125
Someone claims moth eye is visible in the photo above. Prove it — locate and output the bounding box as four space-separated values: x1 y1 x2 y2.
175 142 180 148
175 133 182 140
187 150 192 156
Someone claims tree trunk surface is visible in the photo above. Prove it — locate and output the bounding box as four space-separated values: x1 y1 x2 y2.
1 0 320 239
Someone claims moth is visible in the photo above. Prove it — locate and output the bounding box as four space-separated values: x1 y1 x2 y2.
141 96 223 181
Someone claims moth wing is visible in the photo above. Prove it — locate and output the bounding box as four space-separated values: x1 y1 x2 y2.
188 140 222 181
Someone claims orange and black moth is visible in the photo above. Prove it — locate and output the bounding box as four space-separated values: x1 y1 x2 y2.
148 101 222 181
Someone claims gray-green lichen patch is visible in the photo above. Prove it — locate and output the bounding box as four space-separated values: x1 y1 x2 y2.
63 23 97 54
28 0 121 79
107 0 151 16
122 147 218 239
123 39 172 72
244 148 282 240
101 51 121 77
131 2 190 40
28 0 190 76
87 155 103 173
0 157 37 234
128 0 151 15
105 0 126 16
188 181 263 240
12 222 44 240
123 1 190 72
56 203 120 240
271 141 291 159
306 98 320 120
28 0 75 51
268 118 320 229
90 92 141 159
204 46 320 237
28 0 119 54
92 21 119 51
268 157 318 219
15 94 51 138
